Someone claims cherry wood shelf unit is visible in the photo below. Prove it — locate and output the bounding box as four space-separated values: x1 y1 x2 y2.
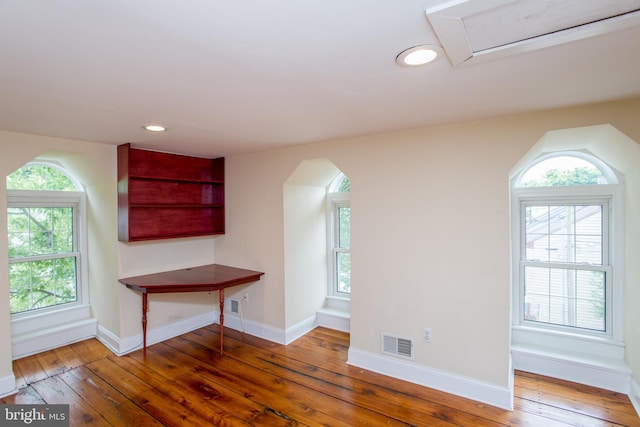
118 143 225 242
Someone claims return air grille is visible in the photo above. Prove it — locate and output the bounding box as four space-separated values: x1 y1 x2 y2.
230 299 240 314
382 333 414 359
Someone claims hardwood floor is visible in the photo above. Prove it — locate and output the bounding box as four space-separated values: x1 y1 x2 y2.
3 325 639 426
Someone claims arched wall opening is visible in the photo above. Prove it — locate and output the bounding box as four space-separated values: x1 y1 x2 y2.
509 124 640 393
3 149 118 359
283 158 349 339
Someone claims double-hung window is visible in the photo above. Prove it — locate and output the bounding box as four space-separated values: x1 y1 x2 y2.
7 163 85 317
521 199 609 332
513 153 618 338
327 174 350 298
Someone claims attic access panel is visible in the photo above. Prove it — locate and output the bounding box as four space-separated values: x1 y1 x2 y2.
426 0 640 66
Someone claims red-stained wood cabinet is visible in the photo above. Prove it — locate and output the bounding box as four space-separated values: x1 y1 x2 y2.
117 143 225 242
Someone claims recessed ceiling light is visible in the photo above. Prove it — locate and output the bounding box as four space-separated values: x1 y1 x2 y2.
143 124 167 132
396 45 442 66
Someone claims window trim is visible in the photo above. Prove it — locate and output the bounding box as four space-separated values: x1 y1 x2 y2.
7 189 88 321
517 195 612 337
327 192 350 299
511 153 624 348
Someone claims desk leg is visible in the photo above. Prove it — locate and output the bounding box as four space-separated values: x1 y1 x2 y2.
219 289 224 355
142 293 148 356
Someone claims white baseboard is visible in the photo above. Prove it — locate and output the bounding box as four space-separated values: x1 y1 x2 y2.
511 344 632 393
11 318 98 359
95 324 124 355
0 374 17 399
284 315 317 344
629 378 640 418
100 311 218 356
221 311 316 345
347 346 513 411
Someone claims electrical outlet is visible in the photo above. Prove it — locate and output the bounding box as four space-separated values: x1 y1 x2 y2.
242 293 249 303
422 327 432 343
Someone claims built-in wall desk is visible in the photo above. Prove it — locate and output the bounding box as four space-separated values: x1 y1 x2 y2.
118 264 264 355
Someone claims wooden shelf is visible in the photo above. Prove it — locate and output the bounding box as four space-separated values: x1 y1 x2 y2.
118 143 225 242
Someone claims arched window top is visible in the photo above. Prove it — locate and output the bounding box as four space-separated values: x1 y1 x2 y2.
515 152 617 188
7 162 81 191
328 173 350 193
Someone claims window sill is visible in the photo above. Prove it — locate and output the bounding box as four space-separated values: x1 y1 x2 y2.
512 325 624 359
326 295 350 312
11 304 95 358
11 304 92 337
318 297 350 332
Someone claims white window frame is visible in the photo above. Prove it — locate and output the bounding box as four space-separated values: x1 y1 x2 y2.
7 163 90 340
511 152 624 356
326 173 350 303
327 193 350 299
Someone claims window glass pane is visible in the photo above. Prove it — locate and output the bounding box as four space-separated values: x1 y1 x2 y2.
337 177 350 192
53 207 73 253
524 266 605 331
338 207 350 249
525 204 602 265
336 252 350 293
575 206 602 264
525 205 550 262
519 156 606 187
7 207 74 258
9 257 77 314
7 207 30 258
7 164 77 191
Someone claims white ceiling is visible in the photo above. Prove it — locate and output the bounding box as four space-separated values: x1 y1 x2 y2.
1 0 639 158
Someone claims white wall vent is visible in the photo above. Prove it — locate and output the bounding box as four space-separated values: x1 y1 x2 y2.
230 299 240 314
381 333 414 359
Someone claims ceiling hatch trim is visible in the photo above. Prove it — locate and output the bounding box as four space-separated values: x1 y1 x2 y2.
426 0 640 67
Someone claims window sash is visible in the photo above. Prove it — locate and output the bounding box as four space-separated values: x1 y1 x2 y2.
328 193 350 297
7 191 83 316
519 199 611 335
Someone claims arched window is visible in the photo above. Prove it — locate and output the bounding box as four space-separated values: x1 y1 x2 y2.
7 162 86 316
515 153 614 187
327 174 350 299
512 151 619 337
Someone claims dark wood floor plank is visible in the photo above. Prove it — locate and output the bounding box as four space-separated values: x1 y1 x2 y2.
53 345 85 370
70 339 113 365
110 351 273 426
516 384 639 426
515 395 630 427
30 376 112 426
59 366 164 427
35 349 68 377
86 357 224 427
13 354 48 385
162 335 400 426
515 371 636 415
